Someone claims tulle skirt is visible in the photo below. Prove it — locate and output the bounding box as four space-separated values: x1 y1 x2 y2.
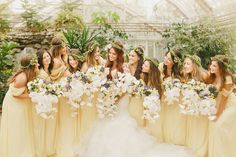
77 95 195 157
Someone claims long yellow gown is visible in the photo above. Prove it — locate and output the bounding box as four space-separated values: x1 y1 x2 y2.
144 63 164 142
209 76 236 157
51 65 79 157
185 116 209 157
79 92 98 140
162 88 187 145
184 78 208 157
128 96 145 127
145 98 164 142
31 69 57 157
0 84 35 157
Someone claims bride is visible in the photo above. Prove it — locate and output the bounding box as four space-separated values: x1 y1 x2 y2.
77 42 195 157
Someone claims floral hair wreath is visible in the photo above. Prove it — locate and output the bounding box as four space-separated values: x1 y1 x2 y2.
134 47 144 57
70 53 85 62
21 54 38 69
145 56 159 68
169 49 182 66
185 54 202 67
211 55 231 71
105 42 123 52
85 42 99 55
51 42 65 49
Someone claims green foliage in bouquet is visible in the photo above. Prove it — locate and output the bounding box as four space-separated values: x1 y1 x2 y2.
0 41 17 106
161 22 235 70
20 0 47 32
54 0 84 30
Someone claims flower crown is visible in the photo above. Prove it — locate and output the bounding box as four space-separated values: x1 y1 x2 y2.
211 55 231 70
51 42 65 49
134 47 144 56
105 42 123 52
169 49 182 66
85 42 99 54
185 54 202 67
70 53 85 62
21 54 38 69
145 57 159 68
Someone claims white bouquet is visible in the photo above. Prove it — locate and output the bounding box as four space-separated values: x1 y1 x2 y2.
163 78 182 105
142 87 161 123
96 81 121 119
28 79 61 119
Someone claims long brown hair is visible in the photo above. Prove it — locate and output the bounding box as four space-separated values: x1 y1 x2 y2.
37 49 53 74
50 37 65 59
85 42 99 67
67 52 82 73
132 47 144 80
207 56 233 90
8 53 38 84
163 49 182 79
106 41 124 79
142 59 163 97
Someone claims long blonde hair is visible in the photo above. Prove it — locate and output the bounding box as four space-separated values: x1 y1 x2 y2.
85 42 99 67
182 56 204 82
8 53 38 84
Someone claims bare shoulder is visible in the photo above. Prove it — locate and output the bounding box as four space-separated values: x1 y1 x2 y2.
81 62 88 73
14 72 27 88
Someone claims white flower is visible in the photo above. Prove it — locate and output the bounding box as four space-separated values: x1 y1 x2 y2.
105 44 112 51
163 78 182 105
142 89 161 123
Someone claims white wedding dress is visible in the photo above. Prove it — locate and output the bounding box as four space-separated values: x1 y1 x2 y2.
77 93 195 157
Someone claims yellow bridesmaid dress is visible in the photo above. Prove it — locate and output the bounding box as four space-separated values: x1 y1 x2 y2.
31 69 56 157
79 92 98 140
0 84 34 157
185 115 209 157
209 76 236 157
143 63 164 142
128 96 145 127
145 99 164 142
162 93 187 145
51 65 79 157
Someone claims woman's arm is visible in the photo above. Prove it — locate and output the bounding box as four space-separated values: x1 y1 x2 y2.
13 72 29 99
216 81 233 119
14 93 29 99
81 62 88 73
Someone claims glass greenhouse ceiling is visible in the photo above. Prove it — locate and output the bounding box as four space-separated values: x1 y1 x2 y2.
2 0 236 23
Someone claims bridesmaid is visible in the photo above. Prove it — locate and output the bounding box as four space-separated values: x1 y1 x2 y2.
161 49 186 145
105 41 125 79
32 49 55 157
0 53 38 157
183 55 208 157
79 41 104 140
141 58 163 142
68 50 82 73
208 55 236 157
80 42 104 72
67 50 82 146
126 47 145 127
50 37 78 157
